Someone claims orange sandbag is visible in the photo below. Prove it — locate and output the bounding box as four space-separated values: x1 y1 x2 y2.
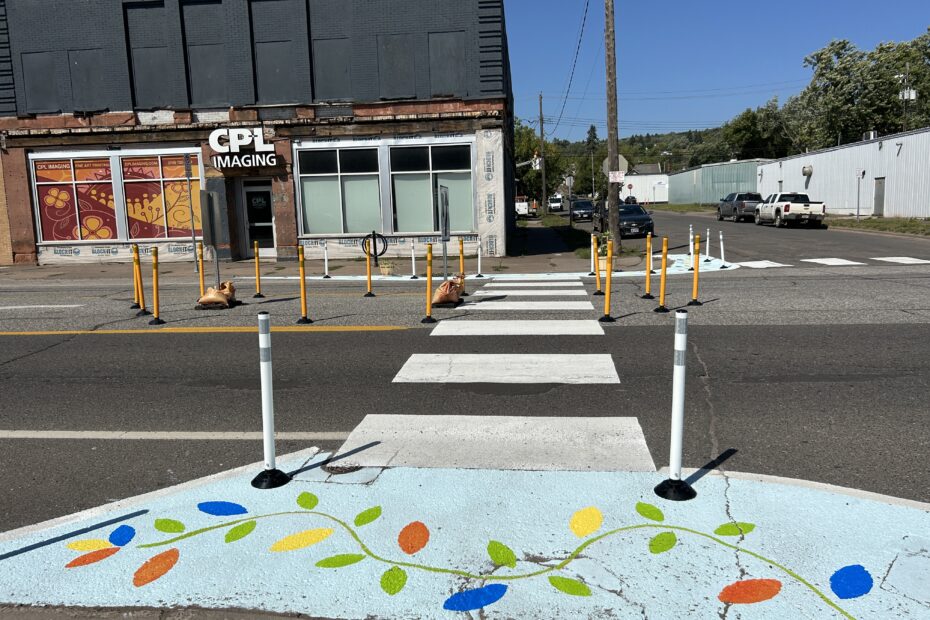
198 281 237 308
432 280 461 305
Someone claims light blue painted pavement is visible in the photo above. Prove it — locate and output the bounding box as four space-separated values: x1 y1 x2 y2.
0 449 926 619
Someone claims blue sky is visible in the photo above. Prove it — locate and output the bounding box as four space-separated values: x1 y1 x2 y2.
504 0 929 141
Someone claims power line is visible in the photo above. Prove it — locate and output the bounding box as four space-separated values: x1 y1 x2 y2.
551 0 590 135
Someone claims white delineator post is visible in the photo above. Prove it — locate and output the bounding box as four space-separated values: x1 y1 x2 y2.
476 236 484 278
251 312 291 489
704 228 712 262
410 239 418 280
719 231 729 269
654 310 697 501
688 225 694 270
322 240 331 279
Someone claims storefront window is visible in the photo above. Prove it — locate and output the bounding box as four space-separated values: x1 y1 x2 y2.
390 145 473 233
299 148 382 234
34 159 116 242
123 155 201 239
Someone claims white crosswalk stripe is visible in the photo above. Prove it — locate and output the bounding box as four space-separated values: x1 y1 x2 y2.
733 261 793 269
482 281 584 288
393 354 620 384
801 258 866 266
474 289 588 296
431 320 604 336
465 301 595 311
871 257 930 265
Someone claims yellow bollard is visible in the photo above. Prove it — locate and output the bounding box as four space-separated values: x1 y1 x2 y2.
197 242 205 298
654 237 670 313
297 245 311 324
458 237 468 296
599 240 616 323
642 233 655 300
364 238 375 298
422 243 436 324
131 248 140 309
688 234 703 307
133 245 150 317
593 236 604 296
149 247 166 325
253 240 265 299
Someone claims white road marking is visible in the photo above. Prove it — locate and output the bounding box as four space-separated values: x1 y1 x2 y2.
334 415 655 472
0 305 85 311
431 320 604 336
0 430 351 441
393 353 620 384
871 257 930 265
474 289 588 296
734 261 793 269
801 258 866 266
466 301 595 311
481 281 584 288
491 275 582 282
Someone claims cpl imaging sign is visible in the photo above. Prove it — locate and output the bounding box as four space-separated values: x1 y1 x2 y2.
209 128 279 168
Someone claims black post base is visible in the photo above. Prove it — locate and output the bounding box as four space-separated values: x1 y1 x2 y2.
421 316 437 324
598 315 616 323
593 290 605 296
649 270 657 275
720 265 729 270
475 274 485 278
148 317 166 326
296 317 313 325
136 309 152 317
364 292 376 298
587 271 595 276
253 293 265 299
641 293 655 300
130 303 140 310
687 300 703 307
323 275 332 279
654 478 697 501
654 306 670 314
703 259 711 263
688 267 694 272
410 275 419 280
251 468 292 490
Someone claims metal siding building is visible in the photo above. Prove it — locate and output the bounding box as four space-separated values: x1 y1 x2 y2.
669 160 768 205
625 173 668 203
757 128 930 218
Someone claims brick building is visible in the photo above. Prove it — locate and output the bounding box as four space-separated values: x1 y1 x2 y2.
0 0 514 265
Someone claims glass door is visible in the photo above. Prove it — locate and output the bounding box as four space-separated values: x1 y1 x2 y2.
240 180 275 258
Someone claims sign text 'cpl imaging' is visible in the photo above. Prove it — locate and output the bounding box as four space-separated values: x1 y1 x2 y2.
209 128 279 169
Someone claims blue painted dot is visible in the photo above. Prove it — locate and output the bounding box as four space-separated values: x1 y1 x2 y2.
108 524 136 547
443 584 508 611
830 564 873 599
197 501 248 517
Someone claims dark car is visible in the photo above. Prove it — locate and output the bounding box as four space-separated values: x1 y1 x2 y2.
571 199 595 221
619 204 654 238
718 192 762 223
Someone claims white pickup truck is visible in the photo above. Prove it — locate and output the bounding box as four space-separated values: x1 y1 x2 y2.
755 193 826 228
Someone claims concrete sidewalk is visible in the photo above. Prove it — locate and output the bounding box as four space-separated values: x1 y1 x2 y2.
0 447 927 619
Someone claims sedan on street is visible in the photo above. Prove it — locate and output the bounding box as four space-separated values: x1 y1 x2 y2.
571 199 595 221
619 204 655 238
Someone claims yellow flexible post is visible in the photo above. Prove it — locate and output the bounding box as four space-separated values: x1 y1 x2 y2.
253 240 264 299
422 243 436 324
149 247 165 325
133 245 149 316
689 234 702 306
643 233 654 299
196 242 205 298
131 247 140 309
458 237 467 296
593 236 603 295
655 238 670 313
297 245 311 324
600 240 615 322
364 239 374 298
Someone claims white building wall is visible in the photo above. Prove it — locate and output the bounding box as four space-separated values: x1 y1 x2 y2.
624 174 669 203
758 128 930 218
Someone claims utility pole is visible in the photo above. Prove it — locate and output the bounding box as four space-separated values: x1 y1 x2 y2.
903 62 910 132
590 151 595 199
604 0 620 245
539 93 547 215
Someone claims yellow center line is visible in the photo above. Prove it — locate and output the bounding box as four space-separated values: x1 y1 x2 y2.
0 326 410 336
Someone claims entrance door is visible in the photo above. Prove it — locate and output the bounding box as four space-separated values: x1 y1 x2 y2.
873 177 886 216
240 180 275 258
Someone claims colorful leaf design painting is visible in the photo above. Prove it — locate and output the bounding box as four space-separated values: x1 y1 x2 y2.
197 501 248 517
718 579 782 604
108 525 136 547
154 519 186 534
133 548 180 587
549 576 592 596
354 506 382 527
487 541 517 568
443 584 508 611
224 520 257 543
316 554 366 568
269 528 333 552
569 507 603 538
398 522 430 555
65 546 120 568
380 566 408 595
714 522 756 537
830 565 873 599
66 539 112 552
635 502 665 523
649 532 677 554
297 492 319 511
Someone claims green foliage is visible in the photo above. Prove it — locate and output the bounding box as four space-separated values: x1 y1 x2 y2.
827 217 930 235
487 541 518 568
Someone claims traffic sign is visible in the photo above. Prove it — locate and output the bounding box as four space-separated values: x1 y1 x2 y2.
609 171 625 184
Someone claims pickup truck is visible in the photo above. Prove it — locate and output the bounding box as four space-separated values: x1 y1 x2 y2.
755 193 826 228
718 192 762 223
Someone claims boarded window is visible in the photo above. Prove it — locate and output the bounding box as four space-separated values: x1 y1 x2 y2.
377 34 415 100
429 31 465 97
312 38 350 101
125 1 170 109
251 0 301 103
22 51 61 113
181 0 226 106
68 49 107 112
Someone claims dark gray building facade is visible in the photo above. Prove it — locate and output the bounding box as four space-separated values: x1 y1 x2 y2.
0 0 514 264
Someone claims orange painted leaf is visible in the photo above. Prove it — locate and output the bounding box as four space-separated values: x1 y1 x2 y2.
65 546 120 568
398 521 430 555
133 548 179 587
718 579 782 604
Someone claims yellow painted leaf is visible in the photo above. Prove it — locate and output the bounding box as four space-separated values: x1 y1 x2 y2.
269 528 333 552
569 507 603 538
66 539 113 552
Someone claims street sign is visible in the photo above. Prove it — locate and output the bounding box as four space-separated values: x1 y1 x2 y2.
628 183 633 190
609 171 625 183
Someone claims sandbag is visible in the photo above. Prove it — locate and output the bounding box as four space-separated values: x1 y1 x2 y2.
198 281 237 308
432 280 461 305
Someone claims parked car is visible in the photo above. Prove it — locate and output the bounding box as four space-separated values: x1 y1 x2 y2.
571 199 595 222
619 204 655 238
718 192 762 222
548 195 564 212
755 193 826 228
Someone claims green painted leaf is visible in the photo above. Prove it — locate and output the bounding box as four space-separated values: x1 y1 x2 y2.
296 492 319 511
380 566 408 595
225 520 257 543
648 531 677 554
714 522 756 537
354 506 382 527
548 575 592 597
635 502 665 522
153 519 185 534
487 540 517 568
315 554 366 569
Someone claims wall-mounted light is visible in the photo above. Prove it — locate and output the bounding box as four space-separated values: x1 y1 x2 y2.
802 165 813 177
